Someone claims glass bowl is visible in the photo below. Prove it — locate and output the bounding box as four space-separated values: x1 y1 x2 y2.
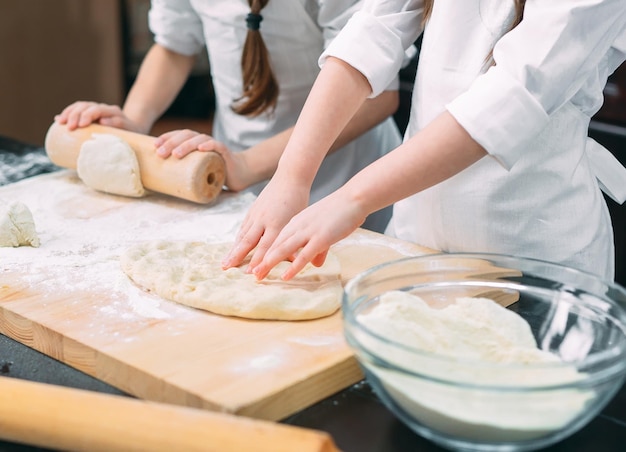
343 253 626 451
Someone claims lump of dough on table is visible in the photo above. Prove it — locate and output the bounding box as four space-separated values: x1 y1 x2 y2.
77 133 145 197
120 241 343 320
0 200 40 247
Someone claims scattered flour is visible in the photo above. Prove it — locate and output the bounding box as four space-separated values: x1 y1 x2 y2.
358 291 593 442
0 171 254 325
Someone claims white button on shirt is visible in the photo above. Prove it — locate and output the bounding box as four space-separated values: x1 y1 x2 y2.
323 0 626 278
148 0 404 232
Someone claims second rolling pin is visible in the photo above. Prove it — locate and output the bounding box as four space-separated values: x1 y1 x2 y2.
44 122 226 204
0 376 340 452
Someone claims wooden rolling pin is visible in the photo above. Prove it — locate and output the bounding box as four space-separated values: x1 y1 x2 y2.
0 376 340 452
44 122 226 204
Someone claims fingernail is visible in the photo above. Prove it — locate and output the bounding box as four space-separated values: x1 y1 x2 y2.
156 147 167 156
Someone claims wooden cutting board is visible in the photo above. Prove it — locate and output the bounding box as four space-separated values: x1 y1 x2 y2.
0 171 433 421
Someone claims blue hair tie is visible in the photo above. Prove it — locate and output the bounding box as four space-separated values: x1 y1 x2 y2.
246 13 263 31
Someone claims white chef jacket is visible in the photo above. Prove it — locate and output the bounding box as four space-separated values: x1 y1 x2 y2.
148 0 403 233
323 0 626 279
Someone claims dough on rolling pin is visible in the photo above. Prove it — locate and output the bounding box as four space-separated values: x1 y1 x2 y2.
0 200 40 247
77 133 145 197
120 241 343 320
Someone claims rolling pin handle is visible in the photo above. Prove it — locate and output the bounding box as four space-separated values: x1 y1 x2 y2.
44 122 226 204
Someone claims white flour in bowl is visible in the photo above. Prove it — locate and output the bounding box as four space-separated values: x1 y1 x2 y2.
357 291 593 442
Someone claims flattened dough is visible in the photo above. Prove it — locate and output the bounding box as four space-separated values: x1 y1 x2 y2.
120 241 343 320
0 200 40 247
77 133 145 197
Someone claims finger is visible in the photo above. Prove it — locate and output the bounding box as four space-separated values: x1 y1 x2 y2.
235 215 254 243
251 232 306 280
263 231 329 280
154 130 179 147
54 106 74 124
172 134 212 159
197 138 223 153
72 103 111 129
280 241 327 280
310 249 329 267
155 130 196 158
281 253 314 281
98 116 125 128
78 103 111 127
221 223 264 269
247 230 282 275
65 102 96 130
55 101 87 125
94 105 124 124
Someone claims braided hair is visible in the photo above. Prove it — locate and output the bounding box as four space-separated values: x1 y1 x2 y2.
231 0 279 117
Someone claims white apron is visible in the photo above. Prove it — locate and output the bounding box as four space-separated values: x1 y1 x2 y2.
324 0 626 278
150 0 402 232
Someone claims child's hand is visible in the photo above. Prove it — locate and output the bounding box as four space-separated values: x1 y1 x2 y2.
222 176 310 274
251 191 365 280
225 187 366 281
154 129 254 192
54 101 142 132
154 129 226 159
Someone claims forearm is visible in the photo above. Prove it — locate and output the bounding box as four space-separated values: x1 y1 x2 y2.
239 88 397 185
330 89 399 152
274 57 371 187
123 44 197 134
340 111 488 216
235 58 397 188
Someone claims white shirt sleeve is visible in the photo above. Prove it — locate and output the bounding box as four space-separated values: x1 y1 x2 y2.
316 0 363 50
319 1 424 95
148 0 205 56
447 0 626 169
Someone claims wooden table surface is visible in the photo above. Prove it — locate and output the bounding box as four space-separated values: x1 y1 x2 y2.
1 135 625 452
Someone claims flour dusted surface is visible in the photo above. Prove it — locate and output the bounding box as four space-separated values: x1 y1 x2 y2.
0 171 361 417
0 171 254 324
121 241 343 320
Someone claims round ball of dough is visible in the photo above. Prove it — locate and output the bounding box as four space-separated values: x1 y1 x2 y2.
0 200 40 247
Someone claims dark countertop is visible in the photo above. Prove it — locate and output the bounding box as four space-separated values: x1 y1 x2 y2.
1 134 625 452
